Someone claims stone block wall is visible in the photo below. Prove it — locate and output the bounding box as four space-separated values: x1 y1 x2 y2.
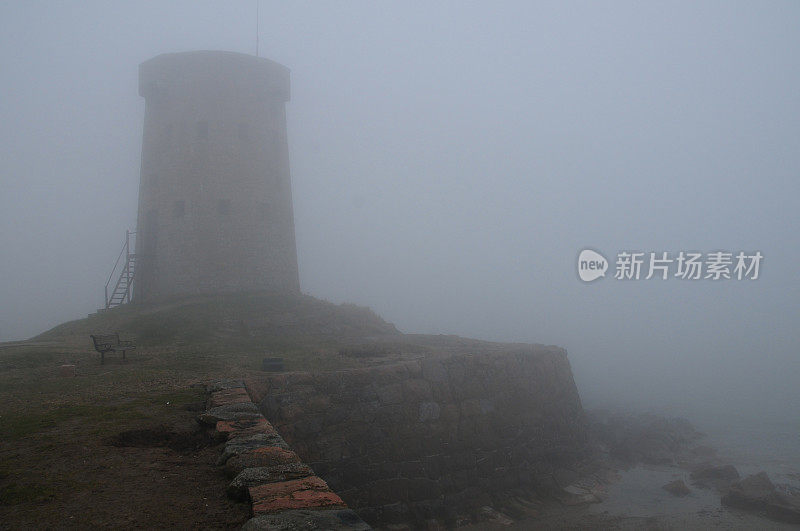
200 379 371 530
246 347 588 526
135 51 300 302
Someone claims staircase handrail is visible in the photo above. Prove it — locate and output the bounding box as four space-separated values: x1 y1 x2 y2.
104 230 136 309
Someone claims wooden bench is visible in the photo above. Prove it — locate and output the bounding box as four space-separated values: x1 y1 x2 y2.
90 333 135 364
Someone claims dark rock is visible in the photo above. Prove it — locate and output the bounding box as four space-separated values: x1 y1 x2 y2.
722 471 776 510
227 463 315 501
589 411 704 466
558 484 600 506
224 446 301 478
767 493 800 525
214 416 273 443
208 387 251 408
662 479 691 497
198 402 260 425
721 471 800 524
553 468 579 489
241 509 371 530
218 432 289 465
207 379 245 393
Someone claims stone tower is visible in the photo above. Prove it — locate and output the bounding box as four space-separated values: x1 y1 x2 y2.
134 51 300 302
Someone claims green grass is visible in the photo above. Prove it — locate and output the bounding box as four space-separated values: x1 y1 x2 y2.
0 396 178 442
33 291 398 349
0 292 433 448
0 293 429 528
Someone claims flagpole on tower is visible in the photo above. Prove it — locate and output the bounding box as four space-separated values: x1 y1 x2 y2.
256 0 259 57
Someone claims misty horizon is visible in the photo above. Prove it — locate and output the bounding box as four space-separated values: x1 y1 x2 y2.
1 1 798 424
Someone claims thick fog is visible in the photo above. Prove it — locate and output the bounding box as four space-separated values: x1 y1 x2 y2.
1 2 798 423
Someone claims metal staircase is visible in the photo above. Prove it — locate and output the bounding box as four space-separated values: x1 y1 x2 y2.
104 230 136 309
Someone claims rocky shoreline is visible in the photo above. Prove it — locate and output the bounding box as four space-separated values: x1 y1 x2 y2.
465 410 800 529
567 410 800 528
197 375 799 530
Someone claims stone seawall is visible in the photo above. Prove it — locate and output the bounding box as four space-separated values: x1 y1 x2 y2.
200 379 372 530
246 347 589 527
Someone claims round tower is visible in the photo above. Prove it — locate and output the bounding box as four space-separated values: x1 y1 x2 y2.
134 51 300 302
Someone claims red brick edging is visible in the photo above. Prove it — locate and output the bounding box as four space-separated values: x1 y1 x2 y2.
202 379 371 530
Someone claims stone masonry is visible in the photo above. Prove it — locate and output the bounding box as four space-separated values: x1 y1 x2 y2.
135 51 300 302
200 379 371 530
246 347 589 527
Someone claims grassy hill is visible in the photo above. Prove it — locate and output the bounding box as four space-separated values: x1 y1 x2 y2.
0 291 555 527
37 291 399 347
0 291 408 527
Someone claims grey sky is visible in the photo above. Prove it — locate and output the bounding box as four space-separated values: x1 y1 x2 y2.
1 1 798 421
